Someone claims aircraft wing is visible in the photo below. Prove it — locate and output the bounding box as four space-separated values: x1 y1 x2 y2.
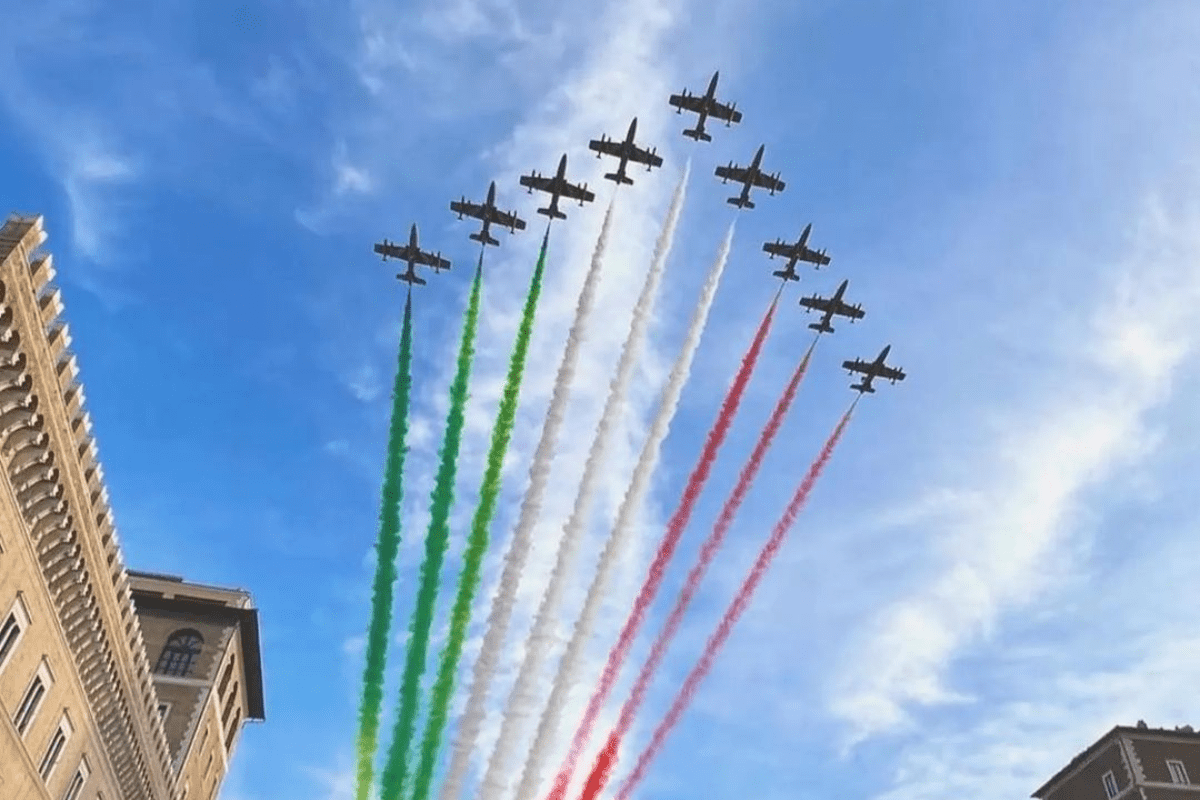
491 208 527 231
799 295 833 314
842 358 872 375
450 199 485 219
558 181 596 203
714 163 751 184
519 173 553 192
588 138 623 158
752 172 786 193
627 144 663 168
762 240 793 259
668 93 705 113
835 301 865 320
800 247 831 267
708 100 743 124
374 241 413 261
877 365 905 381
414 250 451 271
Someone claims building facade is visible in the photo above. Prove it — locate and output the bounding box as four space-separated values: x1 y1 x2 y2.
1034 722 1200 800
0 214 264 800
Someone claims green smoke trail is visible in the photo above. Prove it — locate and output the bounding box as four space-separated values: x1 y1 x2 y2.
409 233 549 800
355 293 415 800
379 258 484 800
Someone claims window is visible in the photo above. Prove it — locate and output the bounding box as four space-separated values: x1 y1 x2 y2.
221 681 239 724
61 756 89 800
155 629 204 677
217 654 236 698
39 714 73 781
14 661 54 735
1102 770 1118 799
157 702 172 723
224 709 241 752
1168 759 1190 785
0 595 30 675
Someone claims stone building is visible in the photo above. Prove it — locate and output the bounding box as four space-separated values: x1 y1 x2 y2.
0 214 264 800
1034 721 1200 800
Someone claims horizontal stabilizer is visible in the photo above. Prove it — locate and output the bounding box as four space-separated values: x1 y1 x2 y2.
604 172 634 185
772 269 798 281
470 231 501 246
683 128 712 142
807 322 833 333
728 196 754 209
851 381 875 394
537 206 567 220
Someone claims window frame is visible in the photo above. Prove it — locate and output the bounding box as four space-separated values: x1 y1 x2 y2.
155 629 204 678
157 701 173 724
1168 759 1190 785
1102 769 1119 799
61 754 89 800
14 660 54 736
38 713 73 782
0 593 31 676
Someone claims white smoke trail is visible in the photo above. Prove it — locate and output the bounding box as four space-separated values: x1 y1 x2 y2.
511 220 736 800
440 198 618 800
477 162 691 800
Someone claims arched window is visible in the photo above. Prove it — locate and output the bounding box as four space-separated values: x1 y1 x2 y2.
155 629 204 677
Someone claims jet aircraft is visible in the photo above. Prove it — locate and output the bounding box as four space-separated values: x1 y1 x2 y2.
588 117 664 185
450 181 527 246
373 223 451 286
763 223 831 280
843 345 906 394
799 280 865 334
519 154 596 220
714 144 785 209
668 70 743 142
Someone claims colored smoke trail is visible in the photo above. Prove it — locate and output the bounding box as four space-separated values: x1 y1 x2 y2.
354 294 415 800
441 200 616 800
379 262 483 800
515 217 734 800
578 339 818 800
611 405 856 800
412 234 550 800
481 164 690 800
548 266 777 800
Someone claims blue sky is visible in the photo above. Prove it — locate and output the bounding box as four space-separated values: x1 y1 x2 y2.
3 1 1200 799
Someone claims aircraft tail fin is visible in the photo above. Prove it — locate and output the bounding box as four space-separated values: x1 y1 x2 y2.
470 230 500 246
728 196 754 209
772 269 797 281
683 127 712 142
604 172 634 185
807 321 833 334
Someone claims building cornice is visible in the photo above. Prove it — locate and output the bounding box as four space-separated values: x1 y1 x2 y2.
0 215 180 800
130 592 265 721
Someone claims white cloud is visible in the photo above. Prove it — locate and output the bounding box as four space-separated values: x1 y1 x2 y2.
315 0 762 795
830 183 1200 749
61 145 140 264
344 363 383 403
301 761 356 800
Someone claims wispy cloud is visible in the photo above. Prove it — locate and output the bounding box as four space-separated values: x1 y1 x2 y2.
310 0 771 793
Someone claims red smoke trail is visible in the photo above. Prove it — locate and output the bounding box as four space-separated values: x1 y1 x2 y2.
547 297 780 800
576 339 817 800
612 404 856 800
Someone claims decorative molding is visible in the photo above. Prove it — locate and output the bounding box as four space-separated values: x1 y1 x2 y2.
0 215 180 799
1118 734 1146 785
